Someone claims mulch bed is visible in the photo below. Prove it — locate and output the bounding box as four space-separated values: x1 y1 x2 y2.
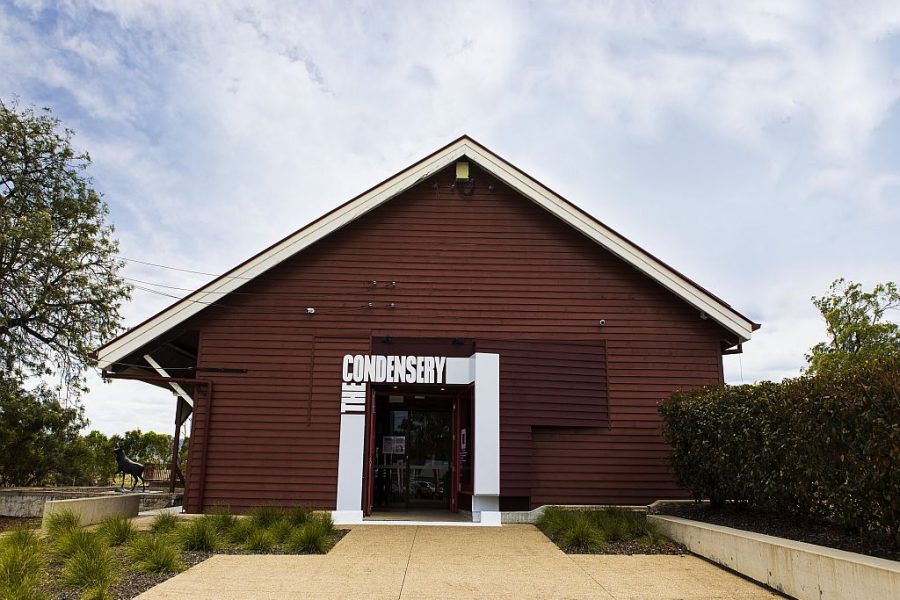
44 549 213 600
592 539 686 555
0 515 42 533
39 529 348 599
655 503 899 561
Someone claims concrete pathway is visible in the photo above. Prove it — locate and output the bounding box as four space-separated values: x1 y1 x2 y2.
136 525 782 599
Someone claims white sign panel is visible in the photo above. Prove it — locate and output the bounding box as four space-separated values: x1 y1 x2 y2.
342 354 448 385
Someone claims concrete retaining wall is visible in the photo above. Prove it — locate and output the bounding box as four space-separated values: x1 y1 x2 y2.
501 504 647 524
649 514 900 600
0 488 181 517
42 494 141 528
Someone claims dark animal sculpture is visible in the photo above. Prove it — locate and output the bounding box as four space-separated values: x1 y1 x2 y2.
113 447 146 492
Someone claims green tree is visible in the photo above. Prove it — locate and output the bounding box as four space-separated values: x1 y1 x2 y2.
71 430 117 485
0 99 130 394
0 378 86 486
806 279 900 374
111 429 173 465
179 436 189 474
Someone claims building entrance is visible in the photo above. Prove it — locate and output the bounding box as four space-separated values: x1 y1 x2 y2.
366 387 474 517
371 393 452 513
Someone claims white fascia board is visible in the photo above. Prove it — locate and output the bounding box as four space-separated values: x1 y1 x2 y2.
98 138 752 368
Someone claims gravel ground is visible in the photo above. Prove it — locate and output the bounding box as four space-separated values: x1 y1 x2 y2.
656 503 899 561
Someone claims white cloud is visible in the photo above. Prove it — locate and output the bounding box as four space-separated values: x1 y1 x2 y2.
1 1 898 430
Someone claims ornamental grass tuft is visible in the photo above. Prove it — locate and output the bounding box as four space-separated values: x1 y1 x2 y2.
286 514 336 554
177 518 220 552
537 507 669 553
128 535 184 574
228 518 255 545
45 509 80 540
97 514 137 546
205 508 237 534
0 529 47 600
535 506 569 539
559 515 606 553
249 506 284 529
53 528 100 560
267 520 293 544
149 512 179 535
591 508 644 542
286 506 313 526
61 539 116 598
243 529 276 552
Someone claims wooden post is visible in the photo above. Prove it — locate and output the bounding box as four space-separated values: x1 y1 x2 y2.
169 397 184 494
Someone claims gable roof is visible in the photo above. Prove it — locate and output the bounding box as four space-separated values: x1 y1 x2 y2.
96 135 757 369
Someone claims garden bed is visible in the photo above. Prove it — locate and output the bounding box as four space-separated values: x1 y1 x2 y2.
0 516 42 533
655 502 898 561
1 507 346 599
536 507 685 555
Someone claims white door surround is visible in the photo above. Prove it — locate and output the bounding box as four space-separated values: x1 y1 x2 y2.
332 352 501 525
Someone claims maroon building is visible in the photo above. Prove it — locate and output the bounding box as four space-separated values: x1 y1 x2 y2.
97 136 757 524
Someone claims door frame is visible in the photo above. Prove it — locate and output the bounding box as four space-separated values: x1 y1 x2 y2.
363 386 376 516
364 386 462 515
451 392 461 513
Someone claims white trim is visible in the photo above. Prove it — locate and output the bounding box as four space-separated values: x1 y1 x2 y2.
478 511 502 526
472 353 500 498
331 510 364 524
334 516 500 527
335 413 366 512
98 137 753 367
143 354 194 407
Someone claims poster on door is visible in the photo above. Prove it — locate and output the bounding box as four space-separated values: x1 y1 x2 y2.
383 435 406 455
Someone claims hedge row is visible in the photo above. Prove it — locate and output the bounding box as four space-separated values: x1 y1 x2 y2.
659 356 900 544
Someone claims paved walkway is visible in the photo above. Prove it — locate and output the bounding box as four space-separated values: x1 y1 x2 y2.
136 525 782 599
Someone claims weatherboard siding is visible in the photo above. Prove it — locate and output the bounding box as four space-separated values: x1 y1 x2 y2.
180 162 725 512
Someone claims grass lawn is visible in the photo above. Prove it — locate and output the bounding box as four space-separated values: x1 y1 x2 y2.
536 506 684 554
0 507 344 600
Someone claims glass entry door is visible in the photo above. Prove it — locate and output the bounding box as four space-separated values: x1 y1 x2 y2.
372 397 452 512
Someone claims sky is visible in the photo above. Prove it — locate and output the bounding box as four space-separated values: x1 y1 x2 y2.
2 1 899 436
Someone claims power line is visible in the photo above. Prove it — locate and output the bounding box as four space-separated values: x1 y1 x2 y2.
131 283 382 315
124 276 376 298
121 256 252 280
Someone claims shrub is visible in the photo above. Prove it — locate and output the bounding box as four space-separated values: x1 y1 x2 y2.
149 512 179 535
128 535 183 574
97 515 136 546
0 529 47 600
228 518 255 545
268 520 293 544
62 541 116 597
205 508 237 534
286 515 335 554
177 518 220 552
659 356 900 545
249 506 284 529
45 509 80 540
243 529 276 552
